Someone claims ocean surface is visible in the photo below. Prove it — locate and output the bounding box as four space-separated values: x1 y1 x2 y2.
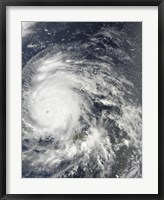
22 22 142 178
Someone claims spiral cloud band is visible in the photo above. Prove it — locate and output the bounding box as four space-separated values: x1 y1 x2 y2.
22 22 142 178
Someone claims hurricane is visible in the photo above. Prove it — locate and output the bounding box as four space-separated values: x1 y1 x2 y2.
22 22 142 178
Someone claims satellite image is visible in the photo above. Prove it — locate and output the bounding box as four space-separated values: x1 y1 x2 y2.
22 22 142 178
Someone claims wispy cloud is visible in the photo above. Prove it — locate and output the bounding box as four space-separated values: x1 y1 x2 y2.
22 22 36 37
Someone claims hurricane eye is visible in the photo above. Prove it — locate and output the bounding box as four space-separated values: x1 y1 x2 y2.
22 22 142 178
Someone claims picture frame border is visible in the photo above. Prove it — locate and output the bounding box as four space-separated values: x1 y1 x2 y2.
0 0 163 199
